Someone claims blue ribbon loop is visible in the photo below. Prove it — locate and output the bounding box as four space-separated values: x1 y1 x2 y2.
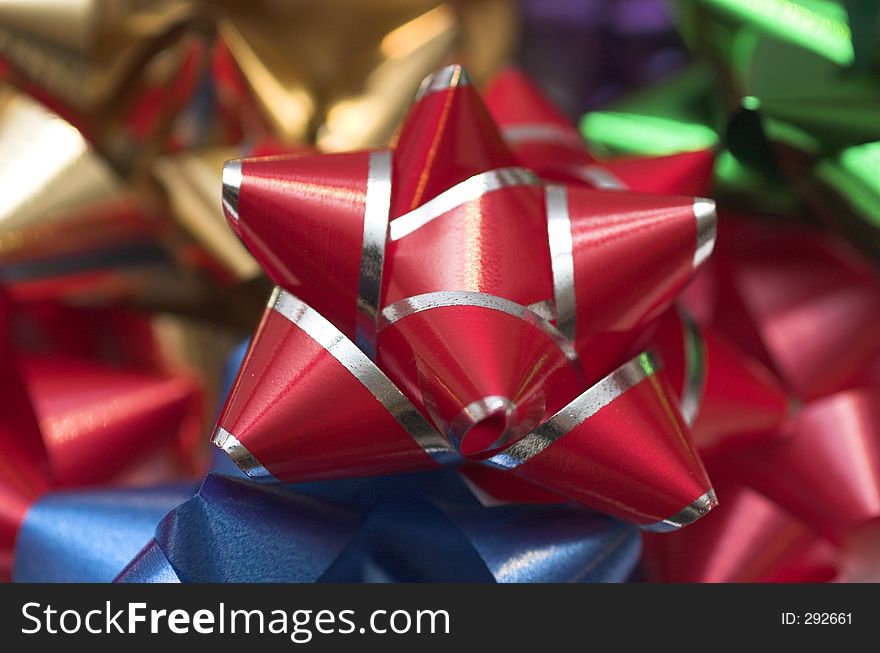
14 483 197 582
116 471 640 583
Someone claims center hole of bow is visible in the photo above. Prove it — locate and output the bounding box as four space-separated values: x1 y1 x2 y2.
450 396 519 457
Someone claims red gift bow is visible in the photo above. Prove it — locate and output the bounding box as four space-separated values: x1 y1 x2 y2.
702 216 880 545
642 215 880 581
0 288 202 580
643 478 839 582
483 67 716 198
0 288 44 580
214 64 720 530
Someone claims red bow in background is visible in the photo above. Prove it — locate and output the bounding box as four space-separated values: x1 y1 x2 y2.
644 216 880 582
0 287 202 580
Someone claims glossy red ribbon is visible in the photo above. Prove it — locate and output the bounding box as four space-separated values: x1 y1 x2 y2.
215 64 719 530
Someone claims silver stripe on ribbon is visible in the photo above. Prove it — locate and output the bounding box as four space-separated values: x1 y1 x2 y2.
642 490 719 532
678 308 706 426
212 427 278 484
270 288 455 463
693 198 717 269
221 159 242 222
414 64 470 101
380 290 581 369
570 164 627 191
389 167 541 241
545 185 577 340
501 123 586 149
356 150 393 359
487 352 660 469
